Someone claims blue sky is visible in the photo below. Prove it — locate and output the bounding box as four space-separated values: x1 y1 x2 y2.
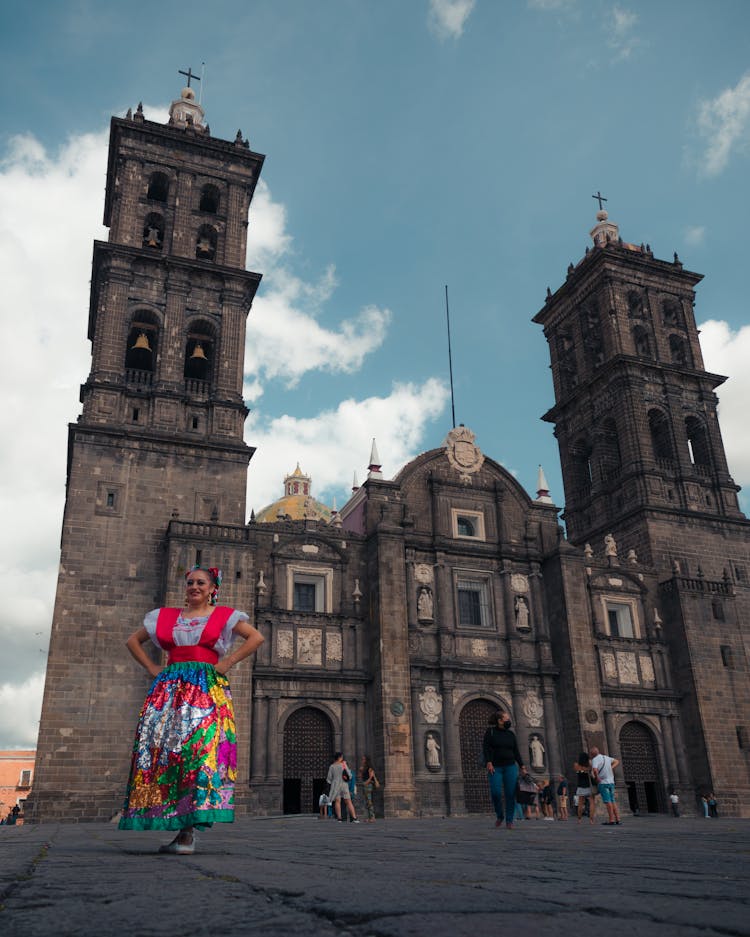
1 0 749 747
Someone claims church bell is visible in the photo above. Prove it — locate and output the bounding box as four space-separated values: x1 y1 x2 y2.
131 332 152 352
190 342 207 360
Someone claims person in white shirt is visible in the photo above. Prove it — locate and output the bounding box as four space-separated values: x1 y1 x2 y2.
589 746 621 825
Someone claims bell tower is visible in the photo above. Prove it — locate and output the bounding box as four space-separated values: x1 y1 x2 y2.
535 202 750 816
534 203 743 560
30 82 265 820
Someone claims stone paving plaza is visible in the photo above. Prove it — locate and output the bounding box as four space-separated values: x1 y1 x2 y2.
1 814 748 936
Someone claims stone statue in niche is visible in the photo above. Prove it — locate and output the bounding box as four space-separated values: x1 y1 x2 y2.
529 734 545 770
419 685 443 724
425 732 441 769
514 595 530 632
417 586 434 621
604 533 618 562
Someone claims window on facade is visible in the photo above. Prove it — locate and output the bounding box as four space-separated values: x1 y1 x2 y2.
457 577 491 628
293 580 318 612
18 769 31 788
633 325 653 358
720 645 734 668
662 299 683 328
737 726 749 750
627 291 645 318
146 172 169 202
124 316 158 376
199 184 220 213
712 598 725 621
606 601 635 638
452 509 485 540
669 334 689 366
570 436 593 493
288 566 333 614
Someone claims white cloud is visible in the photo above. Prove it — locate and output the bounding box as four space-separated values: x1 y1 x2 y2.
528 0 575 9
696 72 750 176
606 6 640 61
428 0 476 40
246 379 449 513
0 673 46 749
684 225 706 247
698 319 750 492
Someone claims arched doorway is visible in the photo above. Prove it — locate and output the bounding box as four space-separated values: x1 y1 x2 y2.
619 721 664 814
282 707 333 814
459 699 496 813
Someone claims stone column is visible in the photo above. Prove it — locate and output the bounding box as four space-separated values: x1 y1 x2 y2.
267 695 280 782
250 695 267 780
669 713 691 785
441 679 466 816
660 713 680 787
604 712 626 786
541 682 560 779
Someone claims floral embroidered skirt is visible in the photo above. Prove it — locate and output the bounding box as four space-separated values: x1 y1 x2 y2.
119 662 236 831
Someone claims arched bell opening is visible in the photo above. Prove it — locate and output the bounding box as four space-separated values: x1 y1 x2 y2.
195 224 218 261
142 212 164 250
184 320 216 389
146 171 169 203
124 313 159 384
199 184 220 214
669 333 690 367
685 416 712 471
633 324 653 359
648 408 675 464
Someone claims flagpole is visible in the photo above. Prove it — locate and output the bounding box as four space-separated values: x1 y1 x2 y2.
445 284 456 429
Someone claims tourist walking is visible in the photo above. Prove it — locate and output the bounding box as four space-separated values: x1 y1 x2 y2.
482 710 525 829
708 792 719 817
118 565 264 854
669 788 680 817
327 752 360 822
574 752 596 824
360 755 378 822
589 746 621 825
556 774 569 819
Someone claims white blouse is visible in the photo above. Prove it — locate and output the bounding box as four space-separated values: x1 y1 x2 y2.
143 608 249 657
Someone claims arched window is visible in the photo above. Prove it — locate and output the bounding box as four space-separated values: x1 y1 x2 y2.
146 171 169 202
199 184 220 214
633 325 652 358
685 416 712 468
648 409 674 462
669 334 690 366
570 435 594 494
195 224 218 261
580 303 604 368
598 418 621 481
557 332 578 395
627 291 644 318
662 298 683 328
142 212 164 250
125 312 159 383
184 320 216 388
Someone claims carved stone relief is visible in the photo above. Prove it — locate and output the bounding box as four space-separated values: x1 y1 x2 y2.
418 685 443 724
277 630 294 660
444 425 485 483
297 628 322 665
601 651 617 681
616 651 639 685
470 638 489 658
510 573 529 594
326 632 342 662
414 563 434 585
639 654 655 684
521 690 544 727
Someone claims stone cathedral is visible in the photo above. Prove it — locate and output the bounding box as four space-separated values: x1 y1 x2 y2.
28 86 750 822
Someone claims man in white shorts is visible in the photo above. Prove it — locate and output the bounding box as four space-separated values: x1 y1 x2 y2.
590 746 621 825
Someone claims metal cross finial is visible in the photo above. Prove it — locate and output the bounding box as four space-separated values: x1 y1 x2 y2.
179 67 201 88
592 191 608 210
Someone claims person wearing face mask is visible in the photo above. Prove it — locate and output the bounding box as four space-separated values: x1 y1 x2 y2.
483 710 526 829
118 565 264 854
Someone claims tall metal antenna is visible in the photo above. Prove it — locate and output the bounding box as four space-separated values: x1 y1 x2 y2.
199 62 206 105
445 284 456 429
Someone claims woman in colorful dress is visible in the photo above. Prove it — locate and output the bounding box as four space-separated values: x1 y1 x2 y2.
118 565 264 854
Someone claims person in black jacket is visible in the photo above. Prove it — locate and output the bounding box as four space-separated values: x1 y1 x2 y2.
482 710 526 829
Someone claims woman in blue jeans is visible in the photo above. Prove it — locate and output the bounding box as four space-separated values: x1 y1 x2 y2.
483 710 526 829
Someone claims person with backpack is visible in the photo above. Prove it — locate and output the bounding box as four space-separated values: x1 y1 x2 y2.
482 710 526 829
326 752 360 823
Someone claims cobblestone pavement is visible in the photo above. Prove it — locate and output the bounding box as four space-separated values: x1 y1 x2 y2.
1 815 748 936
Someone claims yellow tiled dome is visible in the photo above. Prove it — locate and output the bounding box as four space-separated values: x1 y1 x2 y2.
254 464 332 524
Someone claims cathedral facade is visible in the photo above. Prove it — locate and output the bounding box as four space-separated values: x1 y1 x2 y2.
28 89 750 822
